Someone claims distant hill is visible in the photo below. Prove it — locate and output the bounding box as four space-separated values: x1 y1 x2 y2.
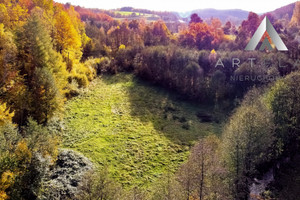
176 2 297 25
69 2 297 26
267 2 295 20
178 9 249 24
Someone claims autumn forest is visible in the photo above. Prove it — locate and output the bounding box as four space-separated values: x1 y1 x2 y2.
1 0 300 200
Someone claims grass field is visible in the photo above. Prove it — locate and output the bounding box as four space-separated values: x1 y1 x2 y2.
114 11 146 16
115 11 137 16
63 73 221 188
113 11 160 22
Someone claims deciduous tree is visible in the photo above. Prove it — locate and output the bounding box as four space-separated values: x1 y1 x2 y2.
222 88 275 199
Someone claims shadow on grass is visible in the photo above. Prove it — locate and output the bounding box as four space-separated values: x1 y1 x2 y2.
100 73 221 146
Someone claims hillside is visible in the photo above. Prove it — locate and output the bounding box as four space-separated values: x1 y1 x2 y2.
178 8 249 24
71 1 297 26
63 73 221 188
268 2 295 20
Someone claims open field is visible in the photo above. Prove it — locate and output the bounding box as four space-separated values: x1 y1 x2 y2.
113 11 160 22
114 11 141 16
63 73 221 188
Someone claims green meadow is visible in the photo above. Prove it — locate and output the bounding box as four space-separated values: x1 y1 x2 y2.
63 73 221 188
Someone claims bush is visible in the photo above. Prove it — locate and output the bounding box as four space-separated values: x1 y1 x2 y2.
94 57 111 74
65 80 81 99
114 46 144 73
70 73 88 88
0 119 60 200
76 168 122 200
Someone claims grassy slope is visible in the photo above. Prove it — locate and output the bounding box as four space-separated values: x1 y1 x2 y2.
114 11 157 17
113 11 160 22
63 73 221 188
115 11 135 16
114 11 144 16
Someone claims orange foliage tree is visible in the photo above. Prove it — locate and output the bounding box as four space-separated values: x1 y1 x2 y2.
179 14 224 50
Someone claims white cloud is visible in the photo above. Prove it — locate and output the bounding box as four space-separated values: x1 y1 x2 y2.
55 0 297 13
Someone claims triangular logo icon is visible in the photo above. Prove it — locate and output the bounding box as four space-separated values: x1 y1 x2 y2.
245 16 288 51
259 37 273 51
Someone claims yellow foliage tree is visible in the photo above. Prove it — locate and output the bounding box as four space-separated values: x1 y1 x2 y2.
0 23 17 85
54 10 81 55
0 171 15 200
0 103 14 126
119 44 126 49
0 0 28 29
32 0 53 11
66 5 82 33
66 6 92 59
15 140 32 168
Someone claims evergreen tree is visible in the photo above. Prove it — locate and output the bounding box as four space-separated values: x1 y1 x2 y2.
17 14 67 124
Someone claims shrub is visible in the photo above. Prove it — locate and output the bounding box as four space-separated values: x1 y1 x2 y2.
0 119 60 200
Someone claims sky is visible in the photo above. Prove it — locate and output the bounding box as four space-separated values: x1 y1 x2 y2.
55 0 297 13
